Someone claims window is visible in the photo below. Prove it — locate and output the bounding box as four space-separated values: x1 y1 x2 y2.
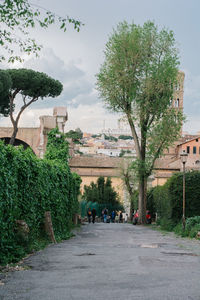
199 147 200 154
186 146 190 154
193 146 196 154
174 83 180 91
196 138 199 142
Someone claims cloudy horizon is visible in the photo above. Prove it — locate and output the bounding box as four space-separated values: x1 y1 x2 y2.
0 0 200 135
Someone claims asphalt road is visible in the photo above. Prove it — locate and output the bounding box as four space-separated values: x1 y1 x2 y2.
0 223 200 300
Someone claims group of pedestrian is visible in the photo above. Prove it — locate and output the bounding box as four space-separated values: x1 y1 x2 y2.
101 208 117 223
87 207 128 224
87 208 152 225
132 210 152 225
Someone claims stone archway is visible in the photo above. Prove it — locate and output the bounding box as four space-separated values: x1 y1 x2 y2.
0 137 36 154
0 107 68 158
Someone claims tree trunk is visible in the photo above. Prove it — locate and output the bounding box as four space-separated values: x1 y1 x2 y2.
9 124 18 145
138 175 147 224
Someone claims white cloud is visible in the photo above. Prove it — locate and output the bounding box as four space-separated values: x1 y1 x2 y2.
0 102 120 134
66 103 119 133
1 0 200 136
22 48 98 109
0 48 116 133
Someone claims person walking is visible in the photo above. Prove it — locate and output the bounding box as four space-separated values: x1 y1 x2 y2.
103 208 107 223
124 213 128 223
119 211 123 223
92 208 96 224
115 213 119 223
87 208 92 223
111 210 115 223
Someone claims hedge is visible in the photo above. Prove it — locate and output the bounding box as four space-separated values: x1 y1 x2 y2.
147 171 200 226
0 141 80 265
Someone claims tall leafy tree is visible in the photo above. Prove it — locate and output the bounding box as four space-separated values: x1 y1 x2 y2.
97 176 105 203
96 21 184 223
5 68 63 145
83 176 120 207
0 0 83 63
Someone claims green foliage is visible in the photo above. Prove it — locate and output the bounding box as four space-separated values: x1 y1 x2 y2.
96 20 184 222
4 68 63 145
130 190 138 212
188 224 200 238
0 140 81 265
173 217 200 238
147 171 200 229
7 68 63 100
104 135 118 142
82 176 122 211
147 184 171 222
119 149 132 157
91 134 101 138
80 200 124 218
65 128 83 143
0 70 12 115
118 135 133 140
146 187 156 218
0 0 83 63
186 216 200 229
119 150 125 157
45 128 69 162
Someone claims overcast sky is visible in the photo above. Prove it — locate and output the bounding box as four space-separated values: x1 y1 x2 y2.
0 0 200 134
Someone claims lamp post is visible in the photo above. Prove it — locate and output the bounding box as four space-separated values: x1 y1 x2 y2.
180 151 188 230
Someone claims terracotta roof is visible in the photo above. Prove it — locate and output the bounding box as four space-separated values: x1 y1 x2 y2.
154 157 181 170
155 172 173 178
70 168 120 177
177 136 200 146
69 156 122 168
70 155 181 171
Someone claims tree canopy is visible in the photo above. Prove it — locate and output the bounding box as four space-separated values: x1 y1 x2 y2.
0 0 83 63
83 176 121 208
118 135 133 140
2 68 63 144
96 21 184 223
7 68 62 98
66 128 83 143
0 70 12 116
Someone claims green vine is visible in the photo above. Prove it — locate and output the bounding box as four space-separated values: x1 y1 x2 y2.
0 136 81 265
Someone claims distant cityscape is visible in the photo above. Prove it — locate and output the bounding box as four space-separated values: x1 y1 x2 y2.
73 118 136 158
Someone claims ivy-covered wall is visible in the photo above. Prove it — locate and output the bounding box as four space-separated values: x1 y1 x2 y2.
0 141 80 265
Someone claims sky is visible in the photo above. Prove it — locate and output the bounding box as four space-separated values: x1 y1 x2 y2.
0 0 200 134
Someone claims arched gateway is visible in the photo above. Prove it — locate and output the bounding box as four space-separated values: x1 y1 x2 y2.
0 107 68 157
0 136 35 153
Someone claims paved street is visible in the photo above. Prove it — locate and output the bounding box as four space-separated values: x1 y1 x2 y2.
0 223 200 300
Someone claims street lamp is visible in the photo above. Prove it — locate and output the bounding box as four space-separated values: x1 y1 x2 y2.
180 151 188 230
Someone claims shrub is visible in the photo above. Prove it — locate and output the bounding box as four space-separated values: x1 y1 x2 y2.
189 224 200 238
173 216 200 238
185 216 200 230
148 171 200 227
